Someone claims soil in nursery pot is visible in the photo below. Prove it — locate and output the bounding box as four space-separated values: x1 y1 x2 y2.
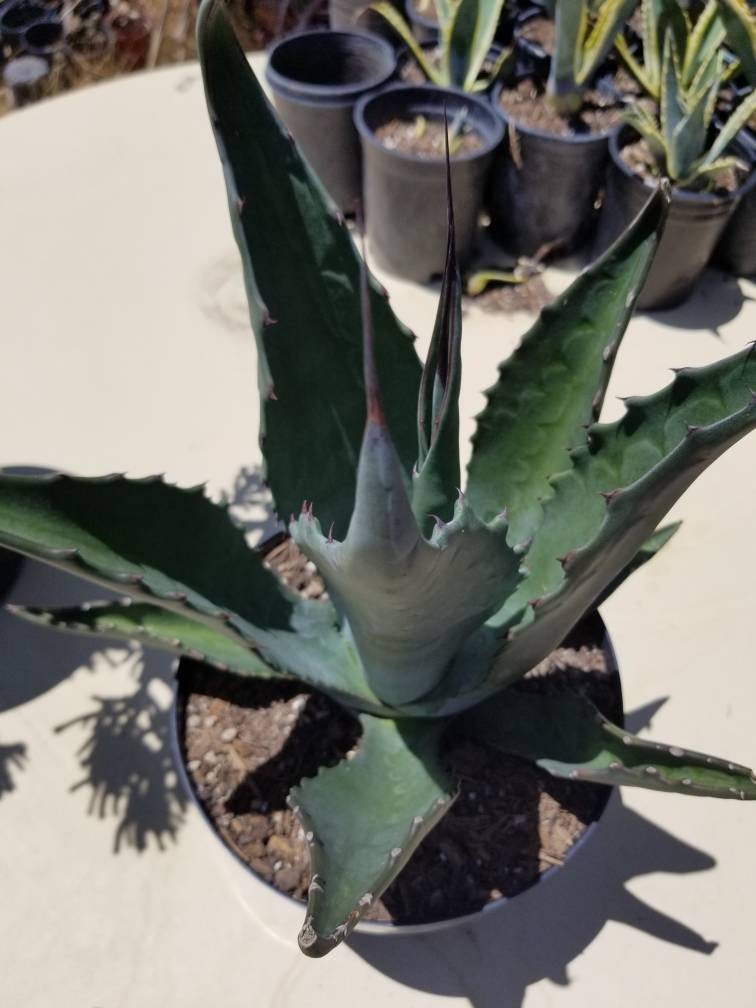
376 116 485 158
179 538 620 926
498 75 626 137
619 137 746 196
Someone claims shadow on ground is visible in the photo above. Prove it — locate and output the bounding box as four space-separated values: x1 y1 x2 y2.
644 267 752 336
348 699 718 1008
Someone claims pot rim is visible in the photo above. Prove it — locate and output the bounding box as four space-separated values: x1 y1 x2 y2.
170 611 621 939
265 29 397 103
354 82 505 166
490 79 620 145
609 126 742 207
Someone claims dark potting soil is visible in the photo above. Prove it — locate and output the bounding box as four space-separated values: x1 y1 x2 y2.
179 537 619 926
499 74 629 137
619 137 746 195
376 116 485 158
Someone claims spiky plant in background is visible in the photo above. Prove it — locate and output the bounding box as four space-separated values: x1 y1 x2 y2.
2 0 756 958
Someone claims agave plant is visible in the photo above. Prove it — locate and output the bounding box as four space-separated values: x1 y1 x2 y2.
615 0 727 100
370 0 513 92
623 25 756 187
546 0 639 114
714 0 756 85
3 0 756 959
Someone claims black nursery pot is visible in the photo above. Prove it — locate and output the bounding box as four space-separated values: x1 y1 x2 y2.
488 82 615 257
23 15 63 57
713 158 756 278
595 129 739 311
266 31 397 213
354 84 504 281
0 0 48 46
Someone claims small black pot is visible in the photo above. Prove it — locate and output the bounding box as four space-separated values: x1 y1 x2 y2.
328 0 399 43
0 0 48 46
714 168 756 277
595 129 739 310
2 52 48 104
22 15 62 57
354 84 504 280
488 82 616 257
266 30 397 213
405 0 438 43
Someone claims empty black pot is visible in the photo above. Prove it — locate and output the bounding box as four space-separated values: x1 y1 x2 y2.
354 84 504 280
266 30 397 213
595 129 739 310
0 0 47 47
488 82 616 257
23 15 62 57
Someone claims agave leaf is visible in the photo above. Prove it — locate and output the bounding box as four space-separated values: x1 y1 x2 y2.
8 600 280 679
197 0 422 539
714 0 756 85
578 0 638 85
702 87 756 166
291 714 455 958
458 690 756 799
0 473 393 714
547 0 585 112
660 28 684 140
683 0 726 88
370 2 444 83
682 155 749 187
486 344 756 689
474 44 514 92
412 132 463 533
669 71 718 180
466 186 668 544
443 0 505 91
615 33 656 97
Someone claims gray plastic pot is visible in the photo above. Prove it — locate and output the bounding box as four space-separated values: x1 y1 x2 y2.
354 84 504 280
266 30 397 213
171 610 620 942
595 129 739 310
488 82 616 257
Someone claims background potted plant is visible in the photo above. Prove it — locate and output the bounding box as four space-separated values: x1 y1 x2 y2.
488 0 636 256
596 28 756 308
354 83 504 279
265 29 397 213
3 0 756 961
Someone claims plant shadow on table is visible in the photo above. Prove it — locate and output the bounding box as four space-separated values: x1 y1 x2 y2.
643 267 753 337
348 700 719 1008
0 557 186 850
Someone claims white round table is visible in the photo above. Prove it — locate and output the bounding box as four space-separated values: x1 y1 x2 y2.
1 58 755 1008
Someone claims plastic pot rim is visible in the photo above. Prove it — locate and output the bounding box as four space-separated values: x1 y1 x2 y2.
265 29 397 104
490 80 620 145
170 612 621 940
609 127 745 209
354 82 505 166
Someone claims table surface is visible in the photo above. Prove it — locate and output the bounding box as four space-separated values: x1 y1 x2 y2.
1 56 756 1008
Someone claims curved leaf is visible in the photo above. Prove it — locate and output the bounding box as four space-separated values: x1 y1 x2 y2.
197 0 422 538
466 186 668 543
459 689 756 799
290 714 455 957
488 344 756 688
8 600 279 678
